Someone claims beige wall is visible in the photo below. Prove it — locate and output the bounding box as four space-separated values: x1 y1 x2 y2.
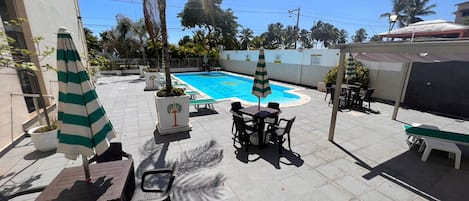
0 16 30 150
0 0 84 151
23 0 86 99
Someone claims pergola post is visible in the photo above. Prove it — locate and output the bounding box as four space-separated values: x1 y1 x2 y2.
328 50 346 141
392 62 412 120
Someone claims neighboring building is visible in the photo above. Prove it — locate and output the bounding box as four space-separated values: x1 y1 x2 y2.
0 0 87 151
455 1 469 25
379 20 469 40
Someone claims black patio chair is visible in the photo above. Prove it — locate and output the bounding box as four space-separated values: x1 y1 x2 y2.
324 82 333 101
264 102 281 126
267 116 296 154
141 162 178 201
230 102 254 135
328 86 346 107
357 88 374 109
88 142 132 163
233 113 257 151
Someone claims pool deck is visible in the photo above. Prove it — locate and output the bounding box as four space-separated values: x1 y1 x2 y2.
2 74 469 201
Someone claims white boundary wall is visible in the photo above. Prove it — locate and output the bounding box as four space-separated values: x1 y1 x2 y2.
220 49 405 101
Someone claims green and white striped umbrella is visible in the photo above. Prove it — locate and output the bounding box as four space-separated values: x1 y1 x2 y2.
345 53 356 83
56 28 116 180
252 48 271 109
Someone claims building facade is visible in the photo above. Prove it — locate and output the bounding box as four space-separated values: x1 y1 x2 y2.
0 0 87 151
455 1 469 25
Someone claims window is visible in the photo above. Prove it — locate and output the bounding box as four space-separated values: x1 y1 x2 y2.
461 9 469 17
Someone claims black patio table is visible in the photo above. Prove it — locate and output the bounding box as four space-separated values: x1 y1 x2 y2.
333 84 361 108
239 105 280 147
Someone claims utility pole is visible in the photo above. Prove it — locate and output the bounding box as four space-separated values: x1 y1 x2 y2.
289 8 300 49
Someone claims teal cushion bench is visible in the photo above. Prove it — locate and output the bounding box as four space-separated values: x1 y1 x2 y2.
189 98 217 111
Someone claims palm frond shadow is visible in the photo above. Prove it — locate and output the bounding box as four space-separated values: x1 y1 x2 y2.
135 138 225 201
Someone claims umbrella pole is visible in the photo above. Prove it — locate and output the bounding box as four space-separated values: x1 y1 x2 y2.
258 97 260 111
81 154 91 183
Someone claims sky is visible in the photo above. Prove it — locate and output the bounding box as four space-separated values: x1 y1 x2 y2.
79 0 463 44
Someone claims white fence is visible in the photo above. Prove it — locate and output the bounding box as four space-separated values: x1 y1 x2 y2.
220 49 406 101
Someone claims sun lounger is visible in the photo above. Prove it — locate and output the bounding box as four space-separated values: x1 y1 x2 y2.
404 123 469 146
185 90 199 99
404 123 465 169
189 98 216 111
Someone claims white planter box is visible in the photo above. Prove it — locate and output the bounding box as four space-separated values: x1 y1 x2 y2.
317 81 326 92
139 65 145 78
155 94 191 135
28 126 58 152
144 72 160 91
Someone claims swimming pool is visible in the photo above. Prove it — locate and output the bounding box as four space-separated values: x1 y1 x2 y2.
174 72 303 105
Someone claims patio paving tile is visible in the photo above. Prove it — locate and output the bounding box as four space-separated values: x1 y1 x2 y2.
2 75 469 200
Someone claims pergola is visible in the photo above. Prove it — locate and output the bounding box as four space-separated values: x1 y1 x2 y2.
328 38 469 141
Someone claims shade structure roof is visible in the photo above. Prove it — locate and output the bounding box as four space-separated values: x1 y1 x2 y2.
379 20 469 39
332 38 469 63
327 38 469 141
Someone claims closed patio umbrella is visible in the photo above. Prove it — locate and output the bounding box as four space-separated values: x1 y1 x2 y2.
56 28 116 181
345 53 356 84
252 48 271 110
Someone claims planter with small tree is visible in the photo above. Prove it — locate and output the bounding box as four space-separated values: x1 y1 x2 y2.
144 0 191 134
144 67 160 91
1 19 57 151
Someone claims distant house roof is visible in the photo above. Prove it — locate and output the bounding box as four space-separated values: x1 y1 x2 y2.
456 1 469 6
379 20 469 39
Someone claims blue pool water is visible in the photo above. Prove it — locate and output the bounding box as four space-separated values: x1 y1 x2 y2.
174 72 300 104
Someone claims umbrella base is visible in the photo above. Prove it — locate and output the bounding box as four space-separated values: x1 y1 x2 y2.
156 122 192 135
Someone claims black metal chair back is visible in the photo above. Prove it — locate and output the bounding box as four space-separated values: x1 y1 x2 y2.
88 142 132 163
233 113 254 151
230 101 243 113
325 82 333 101
266 102 280 125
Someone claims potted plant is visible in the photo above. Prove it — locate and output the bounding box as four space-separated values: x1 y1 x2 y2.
144 67 160 91
323 61 369 88
144 0 191 134
28 117 58 152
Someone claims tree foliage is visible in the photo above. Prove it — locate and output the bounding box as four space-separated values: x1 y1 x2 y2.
178 0 239 50
380 0 436 27
238 28 253 50
352 28 368 43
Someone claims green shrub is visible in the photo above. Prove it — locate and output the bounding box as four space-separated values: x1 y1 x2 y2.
324 61 369 88
156 87 185 97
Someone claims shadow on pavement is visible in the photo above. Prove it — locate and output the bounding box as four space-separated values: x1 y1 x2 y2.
333 141 469 201
134 137 225 201
234 142 304 169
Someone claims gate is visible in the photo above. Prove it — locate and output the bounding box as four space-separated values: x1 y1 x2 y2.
404 61 469 118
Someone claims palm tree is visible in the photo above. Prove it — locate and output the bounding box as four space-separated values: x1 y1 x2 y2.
133 19 149 65
311 21 338 48
380 0 407 28
405 0 436 24
238 28 253 50
352 28 368 43
144 0 172 93
299 29 313 48
263 22 284 49
336 29 348 44
283 25 296 49
381 0 436 27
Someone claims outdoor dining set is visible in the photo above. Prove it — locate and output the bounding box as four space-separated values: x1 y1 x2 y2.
230 101 296 155
325 82 375 110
